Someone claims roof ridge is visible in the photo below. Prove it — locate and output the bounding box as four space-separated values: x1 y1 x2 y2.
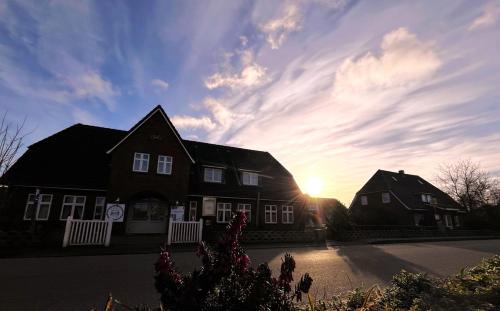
184 139 269 154
74 123 127 132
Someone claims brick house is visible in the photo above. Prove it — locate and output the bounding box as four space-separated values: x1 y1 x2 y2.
349 170 466 228
0 106 306 239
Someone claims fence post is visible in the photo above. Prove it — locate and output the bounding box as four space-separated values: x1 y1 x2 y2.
62 216 73 248
198 219 203 242
104 219 113 247
167 218 173 245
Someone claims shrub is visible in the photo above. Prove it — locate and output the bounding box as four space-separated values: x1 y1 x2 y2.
154 212 313 311
325 201 351 239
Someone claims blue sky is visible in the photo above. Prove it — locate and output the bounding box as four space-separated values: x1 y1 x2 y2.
1 0 499 203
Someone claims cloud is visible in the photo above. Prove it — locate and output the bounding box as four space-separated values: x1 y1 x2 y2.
67 72 120 110
259 3 302 49
333 28 441 99
151 78 169 91
171 115 216 131
469 2 500 30
204 50 267 90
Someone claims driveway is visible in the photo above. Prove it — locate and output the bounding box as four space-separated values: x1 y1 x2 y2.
0 239 499 310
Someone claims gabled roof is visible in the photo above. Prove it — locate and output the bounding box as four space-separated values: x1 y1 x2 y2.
106 105 195 163
356 169 463 211
2 124 126 189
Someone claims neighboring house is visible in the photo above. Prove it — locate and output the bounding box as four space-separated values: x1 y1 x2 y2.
305 196 342 227
349 170 466 229
0 106 305 238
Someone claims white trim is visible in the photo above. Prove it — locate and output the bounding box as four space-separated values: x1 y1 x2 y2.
106 107 195 163
216 202 232 223
189 201 197 221
204 167 223 183
281 205 294 224
133 152 150 172
237 203 252 223
93 197 106 220
264 205 277 224
157 155 173 175
23 193 53 221
60 195 87 220
187 194 295 202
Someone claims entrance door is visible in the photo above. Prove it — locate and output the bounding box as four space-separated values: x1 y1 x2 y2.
126 198 168 234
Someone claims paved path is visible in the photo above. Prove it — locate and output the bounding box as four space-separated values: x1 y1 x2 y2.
0 239 499 310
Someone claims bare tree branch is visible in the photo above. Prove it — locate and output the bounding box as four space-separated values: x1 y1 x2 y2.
0 111 29 177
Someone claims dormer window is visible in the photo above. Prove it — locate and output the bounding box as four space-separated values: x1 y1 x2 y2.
242 171 258 186
421 194 432 203
133 152 149 172
382 192 391 203
157 155 173 175
360 195 368 206
204 167 223 183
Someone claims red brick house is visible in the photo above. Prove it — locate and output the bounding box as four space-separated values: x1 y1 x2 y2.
350 170 466 228
0 106 306 239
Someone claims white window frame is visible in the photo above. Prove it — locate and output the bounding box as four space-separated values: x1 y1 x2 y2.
421 193 432 203
216 202 232 223
382 192 391 204
133 152 150 172
237 203 252 223
264 205 277 224
157 155 173 175
444 214 453 228
60 195 86 220
189 201 197 221
93 197 106 220
23 193 53 221
242 171 258 186
454 215 460 227
282 205 294 224
204 167 223 183
360 195 368 206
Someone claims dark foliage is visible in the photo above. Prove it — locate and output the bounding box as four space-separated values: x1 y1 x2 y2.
154 212 313 311
324 201 352 239
464 205 500 231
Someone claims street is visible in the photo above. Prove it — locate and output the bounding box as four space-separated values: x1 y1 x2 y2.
1 239 499 310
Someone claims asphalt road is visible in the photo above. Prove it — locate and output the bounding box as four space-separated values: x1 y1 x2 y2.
1 239 499 311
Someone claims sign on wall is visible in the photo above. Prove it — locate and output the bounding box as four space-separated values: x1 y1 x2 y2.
105 203 125 222
202 197 216 216
170 206 185 222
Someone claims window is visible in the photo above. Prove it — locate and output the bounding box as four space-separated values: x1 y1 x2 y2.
282 205 294 224
444 214 453 228
93 197 106 220
189 201 197 221
157 155 173 175
237 203 252 223
360 195 368 206
413 214 424 226
382 192 391 203
216 203 232 223
265 205 277 224
202 197 216 216
23 193 53 221
60 195 86 220
242 171 258 186
421 194 432 203
454 215 460 227
133 153 149 172
204 167 223 183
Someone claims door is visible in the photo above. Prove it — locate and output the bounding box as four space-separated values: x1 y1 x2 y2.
126 198 168 234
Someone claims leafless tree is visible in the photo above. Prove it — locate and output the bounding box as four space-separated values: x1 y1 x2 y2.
436 159 498 210
0 112 28 177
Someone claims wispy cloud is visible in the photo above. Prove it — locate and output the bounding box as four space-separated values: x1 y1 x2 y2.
259 3 303 49
171 115 216 131
151 79 169 91
469 2 500 30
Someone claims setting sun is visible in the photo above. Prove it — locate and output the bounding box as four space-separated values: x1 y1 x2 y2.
304 176 324 197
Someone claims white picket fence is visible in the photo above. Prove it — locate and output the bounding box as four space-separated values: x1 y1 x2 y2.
167 219 203 245
62 216 113 247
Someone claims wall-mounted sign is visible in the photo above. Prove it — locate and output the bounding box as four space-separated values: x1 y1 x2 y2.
105 204 125 222
202 197 216 216
170 206 185 222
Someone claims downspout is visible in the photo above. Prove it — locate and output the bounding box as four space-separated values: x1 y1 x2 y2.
256 190 260 228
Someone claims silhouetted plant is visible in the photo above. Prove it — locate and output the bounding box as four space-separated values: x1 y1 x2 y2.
154 212 313 311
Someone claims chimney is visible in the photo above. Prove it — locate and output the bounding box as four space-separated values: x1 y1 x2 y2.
398 170 405 174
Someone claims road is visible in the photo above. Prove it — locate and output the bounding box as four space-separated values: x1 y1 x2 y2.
1 239 499 310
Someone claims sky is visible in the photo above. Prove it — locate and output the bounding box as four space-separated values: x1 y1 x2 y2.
1 0 500 204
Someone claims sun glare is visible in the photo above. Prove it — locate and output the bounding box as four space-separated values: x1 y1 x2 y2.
304 176 324 197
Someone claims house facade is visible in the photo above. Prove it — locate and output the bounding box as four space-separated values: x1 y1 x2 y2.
349 170 466 229
0 106 305 238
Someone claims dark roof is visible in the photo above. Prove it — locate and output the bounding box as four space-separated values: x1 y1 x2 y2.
184 140 301 200
3 114 301 201
3 124 126 189
357 169 462 211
